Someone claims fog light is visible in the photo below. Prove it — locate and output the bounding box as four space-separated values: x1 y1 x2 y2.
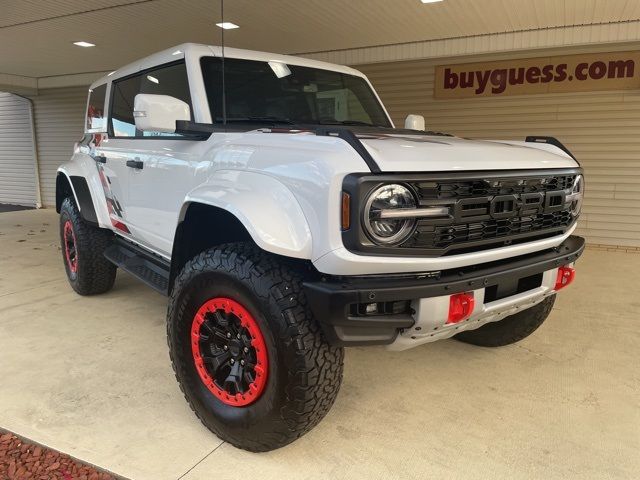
352 300 411 316
365 303 378 314
447 292 475 324
554 265 575 291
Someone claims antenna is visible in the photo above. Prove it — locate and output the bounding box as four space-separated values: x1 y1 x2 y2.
220 0 227 126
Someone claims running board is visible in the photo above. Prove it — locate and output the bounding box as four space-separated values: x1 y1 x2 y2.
104 240 170 295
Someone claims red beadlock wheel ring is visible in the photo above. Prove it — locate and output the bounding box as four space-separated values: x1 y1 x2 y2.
63 220 78 274
191 297 268 407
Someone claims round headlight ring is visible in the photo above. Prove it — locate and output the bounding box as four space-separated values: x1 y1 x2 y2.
570 174 584 217
363 184 417 246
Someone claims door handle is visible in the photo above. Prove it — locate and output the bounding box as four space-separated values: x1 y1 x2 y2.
126 159 144 170
93 155 107 163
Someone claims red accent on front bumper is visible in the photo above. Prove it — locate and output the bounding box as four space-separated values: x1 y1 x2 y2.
447 292 475 324
554 266 575 291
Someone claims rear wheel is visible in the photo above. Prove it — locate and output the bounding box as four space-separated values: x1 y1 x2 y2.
167 243 344 452
59 197 117 295
454 295 556 347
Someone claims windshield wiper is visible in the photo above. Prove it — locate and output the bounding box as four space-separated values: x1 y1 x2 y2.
217 116 296 125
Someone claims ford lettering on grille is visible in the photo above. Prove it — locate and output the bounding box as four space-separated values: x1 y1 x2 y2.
453 190 567 223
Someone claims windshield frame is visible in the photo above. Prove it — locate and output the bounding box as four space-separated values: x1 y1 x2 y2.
199 56 393 128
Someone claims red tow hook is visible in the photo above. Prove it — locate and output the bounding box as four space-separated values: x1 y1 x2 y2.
554 265 576 291
447 292 475 324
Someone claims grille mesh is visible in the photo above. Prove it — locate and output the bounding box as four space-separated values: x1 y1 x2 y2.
416 174 577 200
401 174 577 253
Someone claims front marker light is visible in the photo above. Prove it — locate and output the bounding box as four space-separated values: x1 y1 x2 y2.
341 192 351 230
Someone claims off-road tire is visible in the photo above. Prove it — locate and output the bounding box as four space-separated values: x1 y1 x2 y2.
167 243 344 452
454 295 556 347
59 197 117 295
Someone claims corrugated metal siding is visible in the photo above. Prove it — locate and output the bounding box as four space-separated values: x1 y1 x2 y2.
302 23 640 66
31 86 87 206
0 92 37 206
357 48 640 248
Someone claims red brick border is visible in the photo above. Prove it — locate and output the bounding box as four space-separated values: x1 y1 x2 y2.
0 430 123 480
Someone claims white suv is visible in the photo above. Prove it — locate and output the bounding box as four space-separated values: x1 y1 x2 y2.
56 43 584 451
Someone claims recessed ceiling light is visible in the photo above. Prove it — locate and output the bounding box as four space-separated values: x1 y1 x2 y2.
420 0 443 3
146 75 159 84
73 41 95 47
216 22 239 29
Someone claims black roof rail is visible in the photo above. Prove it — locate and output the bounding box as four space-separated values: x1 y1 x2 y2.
525 136 578 163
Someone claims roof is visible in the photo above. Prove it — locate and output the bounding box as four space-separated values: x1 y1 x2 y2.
91 43 364 88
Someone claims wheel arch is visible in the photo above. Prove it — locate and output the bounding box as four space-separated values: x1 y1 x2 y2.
170 203 254 289
56 171 99 225
169 176 314 293
179 171 312 255
169 194 311 289
56 171 76 213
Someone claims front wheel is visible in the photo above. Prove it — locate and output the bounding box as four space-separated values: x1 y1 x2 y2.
454 295 556 347
167 243 344 452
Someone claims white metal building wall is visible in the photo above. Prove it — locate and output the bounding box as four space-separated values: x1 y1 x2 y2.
0 92 38 206
31 86 87 207
354 47 640 248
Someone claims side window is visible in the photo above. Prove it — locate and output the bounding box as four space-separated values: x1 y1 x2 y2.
109 61 192 137
86 84 107 132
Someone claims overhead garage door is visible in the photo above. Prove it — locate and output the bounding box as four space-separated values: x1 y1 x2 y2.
0 92 38 206
357 46 640 249
31 86 87 207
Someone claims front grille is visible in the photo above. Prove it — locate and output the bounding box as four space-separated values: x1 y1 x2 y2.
407 210 573 252
403 174 577 254
416 174 577 200
341 169 581 257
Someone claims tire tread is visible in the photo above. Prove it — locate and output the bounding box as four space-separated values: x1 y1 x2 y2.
60 197 116 295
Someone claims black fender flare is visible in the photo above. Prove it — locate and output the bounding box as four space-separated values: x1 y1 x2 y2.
56 173 99 225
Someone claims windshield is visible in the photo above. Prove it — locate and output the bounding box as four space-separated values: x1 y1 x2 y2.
200 57 391 127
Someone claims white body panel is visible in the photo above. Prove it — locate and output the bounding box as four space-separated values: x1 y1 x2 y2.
359 134 574 171
58 43 581 277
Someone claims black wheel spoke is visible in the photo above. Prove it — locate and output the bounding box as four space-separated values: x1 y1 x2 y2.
223 361 243 395
243 360 255 370
211 325 229 342
243 368 254 385
213 310 228 327
203 350 231 371
201 321 215 335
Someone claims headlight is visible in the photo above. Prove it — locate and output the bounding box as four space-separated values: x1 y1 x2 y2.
568 174 584 216
363 184 417 245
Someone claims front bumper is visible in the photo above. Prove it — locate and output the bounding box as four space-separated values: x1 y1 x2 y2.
304 235 585 348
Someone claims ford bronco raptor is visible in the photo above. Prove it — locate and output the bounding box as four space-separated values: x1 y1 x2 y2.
56 43 584 451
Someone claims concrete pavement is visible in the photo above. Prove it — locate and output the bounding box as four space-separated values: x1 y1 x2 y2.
1 209 638 479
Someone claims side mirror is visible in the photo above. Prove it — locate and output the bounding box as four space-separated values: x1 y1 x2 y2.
404 114 425 131
133 94 190 133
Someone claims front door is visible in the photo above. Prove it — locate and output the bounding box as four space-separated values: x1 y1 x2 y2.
105 60 198 256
